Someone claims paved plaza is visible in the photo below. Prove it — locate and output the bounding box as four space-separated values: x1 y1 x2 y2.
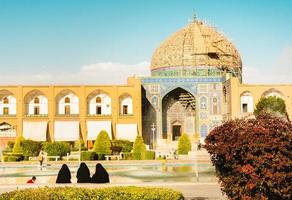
0 159 225 199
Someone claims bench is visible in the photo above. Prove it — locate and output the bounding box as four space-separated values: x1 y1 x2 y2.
66 153 80 161
28 156 39 161
47 156 60 161
105 155 120 161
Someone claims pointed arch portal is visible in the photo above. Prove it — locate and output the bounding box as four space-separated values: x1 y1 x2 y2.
162 87 196 141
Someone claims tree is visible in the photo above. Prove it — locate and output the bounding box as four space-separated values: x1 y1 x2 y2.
132 135 146 160
12 136 24 153
254 96 289 121
43 142 70 157
177 134 191 154
22 139 42 157
93 130 111 156
204 113 292 199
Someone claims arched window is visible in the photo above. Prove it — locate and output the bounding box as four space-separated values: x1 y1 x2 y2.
34 106 40 115
3 97 9 104
65 105 70 114
65 97 70 103
212 97 218 115
240 92 253 113
34 97 40 104
262 88 283 98
24 90 48 115
200 124 208 138
120 95 133 115
96 105 102 114
200 96 207 109
96 97 101 103
88 92 111 115
3 107 9 115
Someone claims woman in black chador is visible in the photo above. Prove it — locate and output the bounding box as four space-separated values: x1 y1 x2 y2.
76 162 91 183
91 163 109 183
56 164 71 183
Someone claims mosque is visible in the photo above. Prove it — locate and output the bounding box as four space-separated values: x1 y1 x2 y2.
0 18 291 150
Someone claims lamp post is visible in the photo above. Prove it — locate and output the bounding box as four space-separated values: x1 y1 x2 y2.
151 123 156 150
78 138 81 165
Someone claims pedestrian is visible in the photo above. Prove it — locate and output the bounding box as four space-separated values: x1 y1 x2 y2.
76 162 91 183
91 163 109 183
197 142 202 150
27 176 36 183
38 150 45 167
56 164 71 183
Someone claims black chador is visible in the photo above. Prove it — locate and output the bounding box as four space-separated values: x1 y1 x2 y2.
91 163 109 183
76 162 91 183
56 164 71 183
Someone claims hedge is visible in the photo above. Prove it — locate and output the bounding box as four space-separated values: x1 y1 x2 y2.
145 151 155 160
121 152 133 160
0 186 184 200
80 151 96 161
2 153 24 162
205 113 292 199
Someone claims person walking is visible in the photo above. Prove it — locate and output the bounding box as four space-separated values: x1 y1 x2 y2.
76 162 91 183
38 150 45 168
91 163 109 183
56 164 71 183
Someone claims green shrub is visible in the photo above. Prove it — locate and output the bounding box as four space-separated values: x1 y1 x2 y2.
7 156 22 162
22 140 42 158
5 141 14 151
177 134 191 155
3 153 24 162
254 96 287 117
12 136 24 154
121 152 132 160
132 135 146 160
93 130 111 156
111 139 133 152
145 151 155 160
205 113 292 199
0 186 184 200
43 142 70 157
80 151 96 161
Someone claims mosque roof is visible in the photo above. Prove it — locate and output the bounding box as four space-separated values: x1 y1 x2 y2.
150 19 242 72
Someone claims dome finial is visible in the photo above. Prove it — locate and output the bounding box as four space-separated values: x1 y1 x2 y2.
192 10 197 22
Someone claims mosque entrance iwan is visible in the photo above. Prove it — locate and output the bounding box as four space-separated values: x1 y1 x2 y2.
162 87 196 141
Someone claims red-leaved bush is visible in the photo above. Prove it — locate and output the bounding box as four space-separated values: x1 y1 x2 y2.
205 113 292 200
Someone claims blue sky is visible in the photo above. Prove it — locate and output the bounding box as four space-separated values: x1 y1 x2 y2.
0 0 291 84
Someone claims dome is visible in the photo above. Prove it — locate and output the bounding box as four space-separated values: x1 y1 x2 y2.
150 19 242 77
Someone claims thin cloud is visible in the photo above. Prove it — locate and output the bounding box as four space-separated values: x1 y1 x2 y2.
243 46 292 84
0 62 150 85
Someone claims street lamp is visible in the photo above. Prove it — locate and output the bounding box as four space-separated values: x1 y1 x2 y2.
151 123 156 149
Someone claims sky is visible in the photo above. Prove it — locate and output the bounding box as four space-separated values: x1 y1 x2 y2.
0 0 291 85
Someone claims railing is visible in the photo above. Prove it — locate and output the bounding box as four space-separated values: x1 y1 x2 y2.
24 114 48 117
55 114 79 117
0 114 16 117
87 114 112 117
119 114 134 117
